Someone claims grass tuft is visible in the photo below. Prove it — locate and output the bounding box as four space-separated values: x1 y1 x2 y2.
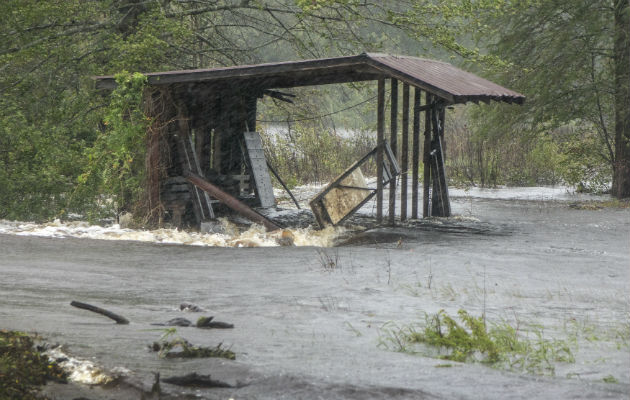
378 310 575 376
151 328 235 360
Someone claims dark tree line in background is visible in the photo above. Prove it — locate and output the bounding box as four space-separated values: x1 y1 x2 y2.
1 0 628 222
471 0 629 196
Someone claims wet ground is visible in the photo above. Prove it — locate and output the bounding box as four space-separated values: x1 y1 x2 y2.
0 187 629 399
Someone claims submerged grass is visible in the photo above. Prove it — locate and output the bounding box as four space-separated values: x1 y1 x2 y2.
569 198 630 210
151 328 235 360
378 310 575 376
0 330 66 400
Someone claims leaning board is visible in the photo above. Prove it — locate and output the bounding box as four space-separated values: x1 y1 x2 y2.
243 132 276 208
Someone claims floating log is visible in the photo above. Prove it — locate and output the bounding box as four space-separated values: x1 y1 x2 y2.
70 301 129 325
197 316 234 329
162 373 233 388
151 318 193 327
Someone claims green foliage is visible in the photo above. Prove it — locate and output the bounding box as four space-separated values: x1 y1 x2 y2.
468 0 619 190
603 375 619 384
76 72 148 220
261 121 375 185
0 330 66 400
447 106 612 189
408 310 501 363
5 0 617 220
379 310 575 376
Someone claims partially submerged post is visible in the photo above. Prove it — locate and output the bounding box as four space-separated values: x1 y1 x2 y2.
94 53 523 228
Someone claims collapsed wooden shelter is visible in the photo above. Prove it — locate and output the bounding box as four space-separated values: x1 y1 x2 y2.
94 53 524 229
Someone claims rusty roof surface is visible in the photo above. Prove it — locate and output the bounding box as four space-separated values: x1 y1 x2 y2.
94 53 524 105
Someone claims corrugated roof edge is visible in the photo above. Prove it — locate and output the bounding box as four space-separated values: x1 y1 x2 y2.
93 53 525 105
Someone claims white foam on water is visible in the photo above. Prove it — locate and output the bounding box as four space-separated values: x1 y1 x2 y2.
44 346 128 385
0 218 345 248
449 185 609 201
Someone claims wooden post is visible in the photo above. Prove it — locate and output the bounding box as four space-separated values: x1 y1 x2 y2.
401 83 410 221
376 79 385 223
388 79 398 225
423 93 432 217
146 92 160 223
412 88 421 219
246 95 257 133
432 104 451 217
439 105 446 153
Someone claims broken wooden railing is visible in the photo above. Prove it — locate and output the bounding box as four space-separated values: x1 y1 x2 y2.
309 140 400 228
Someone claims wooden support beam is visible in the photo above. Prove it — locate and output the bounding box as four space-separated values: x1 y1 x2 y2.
429 103 451 217
411 87 422 219
388 78 398 225
186 172 281 231
412 88 421 219
439 104 446 153
246 95 257 133
439 106 451 217
423 93 432 217
376 79 385 223
432 104 451 217
401 83 410 221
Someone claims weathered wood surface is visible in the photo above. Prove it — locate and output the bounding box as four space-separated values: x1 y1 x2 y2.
430 105 451 217
376 78 385 224
321 169 371 225
243 132 276 208
185 172 281 231
389 79 398 225
70 301 129 325
412 88 421 219
423 93 432 217
401 83 410 221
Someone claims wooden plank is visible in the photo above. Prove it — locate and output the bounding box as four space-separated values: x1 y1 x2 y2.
187 135 215 219
186 172 281 231
147 118 160 219
439 104 446 153
246 96 257 133
435 106 451 216
243 132 276 208
376 79 385 223
412 88 421 219
388 78 398 225
423 93 432 217
401 83 410 221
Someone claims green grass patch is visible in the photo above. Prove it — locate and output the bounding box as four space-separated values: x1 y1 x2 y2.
0 330 66 400
602 375 619 384
379 310 575 376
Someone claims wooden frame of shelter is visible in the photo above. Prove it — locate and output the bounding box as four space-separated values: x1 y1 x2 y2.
95 53 524 229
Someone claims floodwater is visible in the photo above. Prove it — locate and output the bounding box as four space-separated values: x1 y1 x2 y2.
0 187 629 399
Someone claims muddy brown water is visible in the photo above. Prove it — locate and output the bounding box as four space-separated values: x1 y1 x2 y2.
1 195 629 399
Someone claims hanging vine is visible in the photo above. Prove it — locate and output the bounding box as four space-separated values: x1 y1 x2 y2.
76 72 149 221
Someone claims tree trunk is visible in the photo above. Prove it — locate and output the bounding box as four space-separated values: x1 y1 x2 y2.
612 0 630 198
